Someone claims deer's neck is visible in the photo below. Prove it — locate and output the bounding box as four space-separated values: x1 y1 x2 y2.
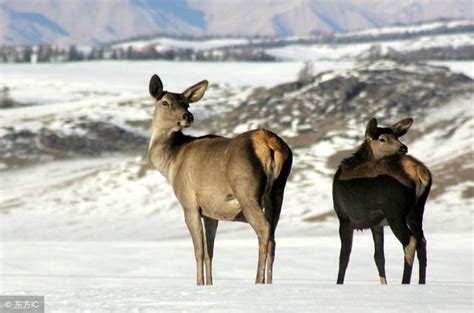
148 128 192 179
342 141 375 168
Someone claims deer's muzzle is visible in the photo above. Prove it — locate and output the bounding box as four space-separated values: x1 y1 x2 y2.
399 145 408 154
183 112 194 123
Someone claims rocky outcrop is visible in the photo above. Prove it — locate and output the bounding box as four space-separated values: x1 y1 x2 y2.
0 121 148 168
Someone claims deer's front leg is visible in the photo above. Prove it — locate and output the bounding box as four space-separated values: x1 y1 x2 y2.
184 210 205 286
370 225 387 284
337 220 353 284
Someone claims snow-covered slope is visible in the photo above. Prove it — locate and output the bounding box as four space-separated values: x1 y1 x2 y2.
109 20 474 64
265 32 474 62
340 19 474 38
1 59 472 237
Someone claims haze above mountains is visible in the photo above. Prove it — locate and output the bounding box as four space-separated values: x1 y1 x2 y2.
1 0 473 45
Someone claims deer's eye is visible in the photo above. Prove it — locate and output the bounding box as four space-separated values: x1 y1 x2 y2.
379 138 386 143
162 100 169 107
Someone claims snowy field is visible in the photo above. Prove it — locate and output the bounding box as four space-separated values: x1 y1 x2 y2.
2 233 472 312
1 59 473 312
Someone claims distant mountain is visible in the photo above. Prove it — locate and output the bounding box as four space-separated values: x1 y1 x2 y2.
1 0 473 45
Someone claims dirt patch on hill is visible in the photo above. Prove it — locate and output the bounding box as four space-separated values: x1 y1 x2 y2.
430 153 473 199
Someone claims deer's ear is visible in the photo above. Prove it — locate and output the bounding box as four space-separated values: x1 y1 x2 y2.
365 117 378 140
149 74 163 99
391 118 413 137
182 80 208 103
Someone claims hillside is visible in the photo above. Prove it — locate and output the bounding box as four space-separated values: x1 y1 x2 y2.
1 0 473 45
1 60 472 238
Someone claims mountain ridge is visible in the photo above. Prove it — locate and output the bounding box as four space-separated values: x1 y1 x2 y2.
1 0 473 45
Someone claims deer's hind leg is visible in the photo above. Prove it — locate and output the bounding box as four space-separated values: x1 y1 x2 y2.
203 217 218 285
264 188 281 285
386 214 416 284
239 197 270 284
228 147 271 284
264 156 291 284
407 207 427 284
230 179 270 284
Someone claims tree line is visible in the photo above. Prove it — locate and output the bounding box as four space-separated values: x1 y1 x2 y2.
0 44 275 63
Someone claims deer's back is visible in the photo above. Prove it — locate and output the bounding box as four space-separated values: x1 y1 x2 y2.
333 170 416 228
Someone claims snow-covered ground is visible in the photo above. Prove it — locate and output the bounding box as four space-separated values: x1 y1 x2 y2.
341 20 473 38
2 233 472 312
266 32 474 62
0 60 304 101
1 60 473 312
428 60 474 79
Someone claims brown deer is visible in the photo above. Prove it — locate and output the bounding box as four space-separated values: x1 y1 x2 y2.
147 74 292 285
333 117 431 284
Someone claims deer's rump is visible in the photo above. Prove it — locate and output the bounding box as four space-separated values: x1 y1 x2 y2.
333 169 416 229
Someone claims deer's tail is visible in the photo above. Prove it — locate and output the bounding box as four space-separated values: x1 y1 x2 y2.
251 129 292 215
266 132 291 182
251 129 291 183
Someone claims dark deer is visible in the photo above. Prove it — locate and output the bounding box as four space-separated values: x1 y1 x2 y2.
333 117 431 284
147 74 292 285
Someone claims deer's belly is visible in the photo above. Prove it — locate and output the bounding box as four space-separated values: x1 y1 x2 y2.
334 174 415 228
199 195 245 222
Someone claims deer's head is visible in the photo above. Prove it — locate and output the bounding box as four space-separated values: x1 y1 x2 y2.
149 74 208 132
365 117 413 160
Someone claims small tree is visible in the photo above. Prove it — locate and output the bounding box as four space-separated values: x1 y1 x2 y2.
68 45 81 61
367 45 382 62
298 61 314 83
